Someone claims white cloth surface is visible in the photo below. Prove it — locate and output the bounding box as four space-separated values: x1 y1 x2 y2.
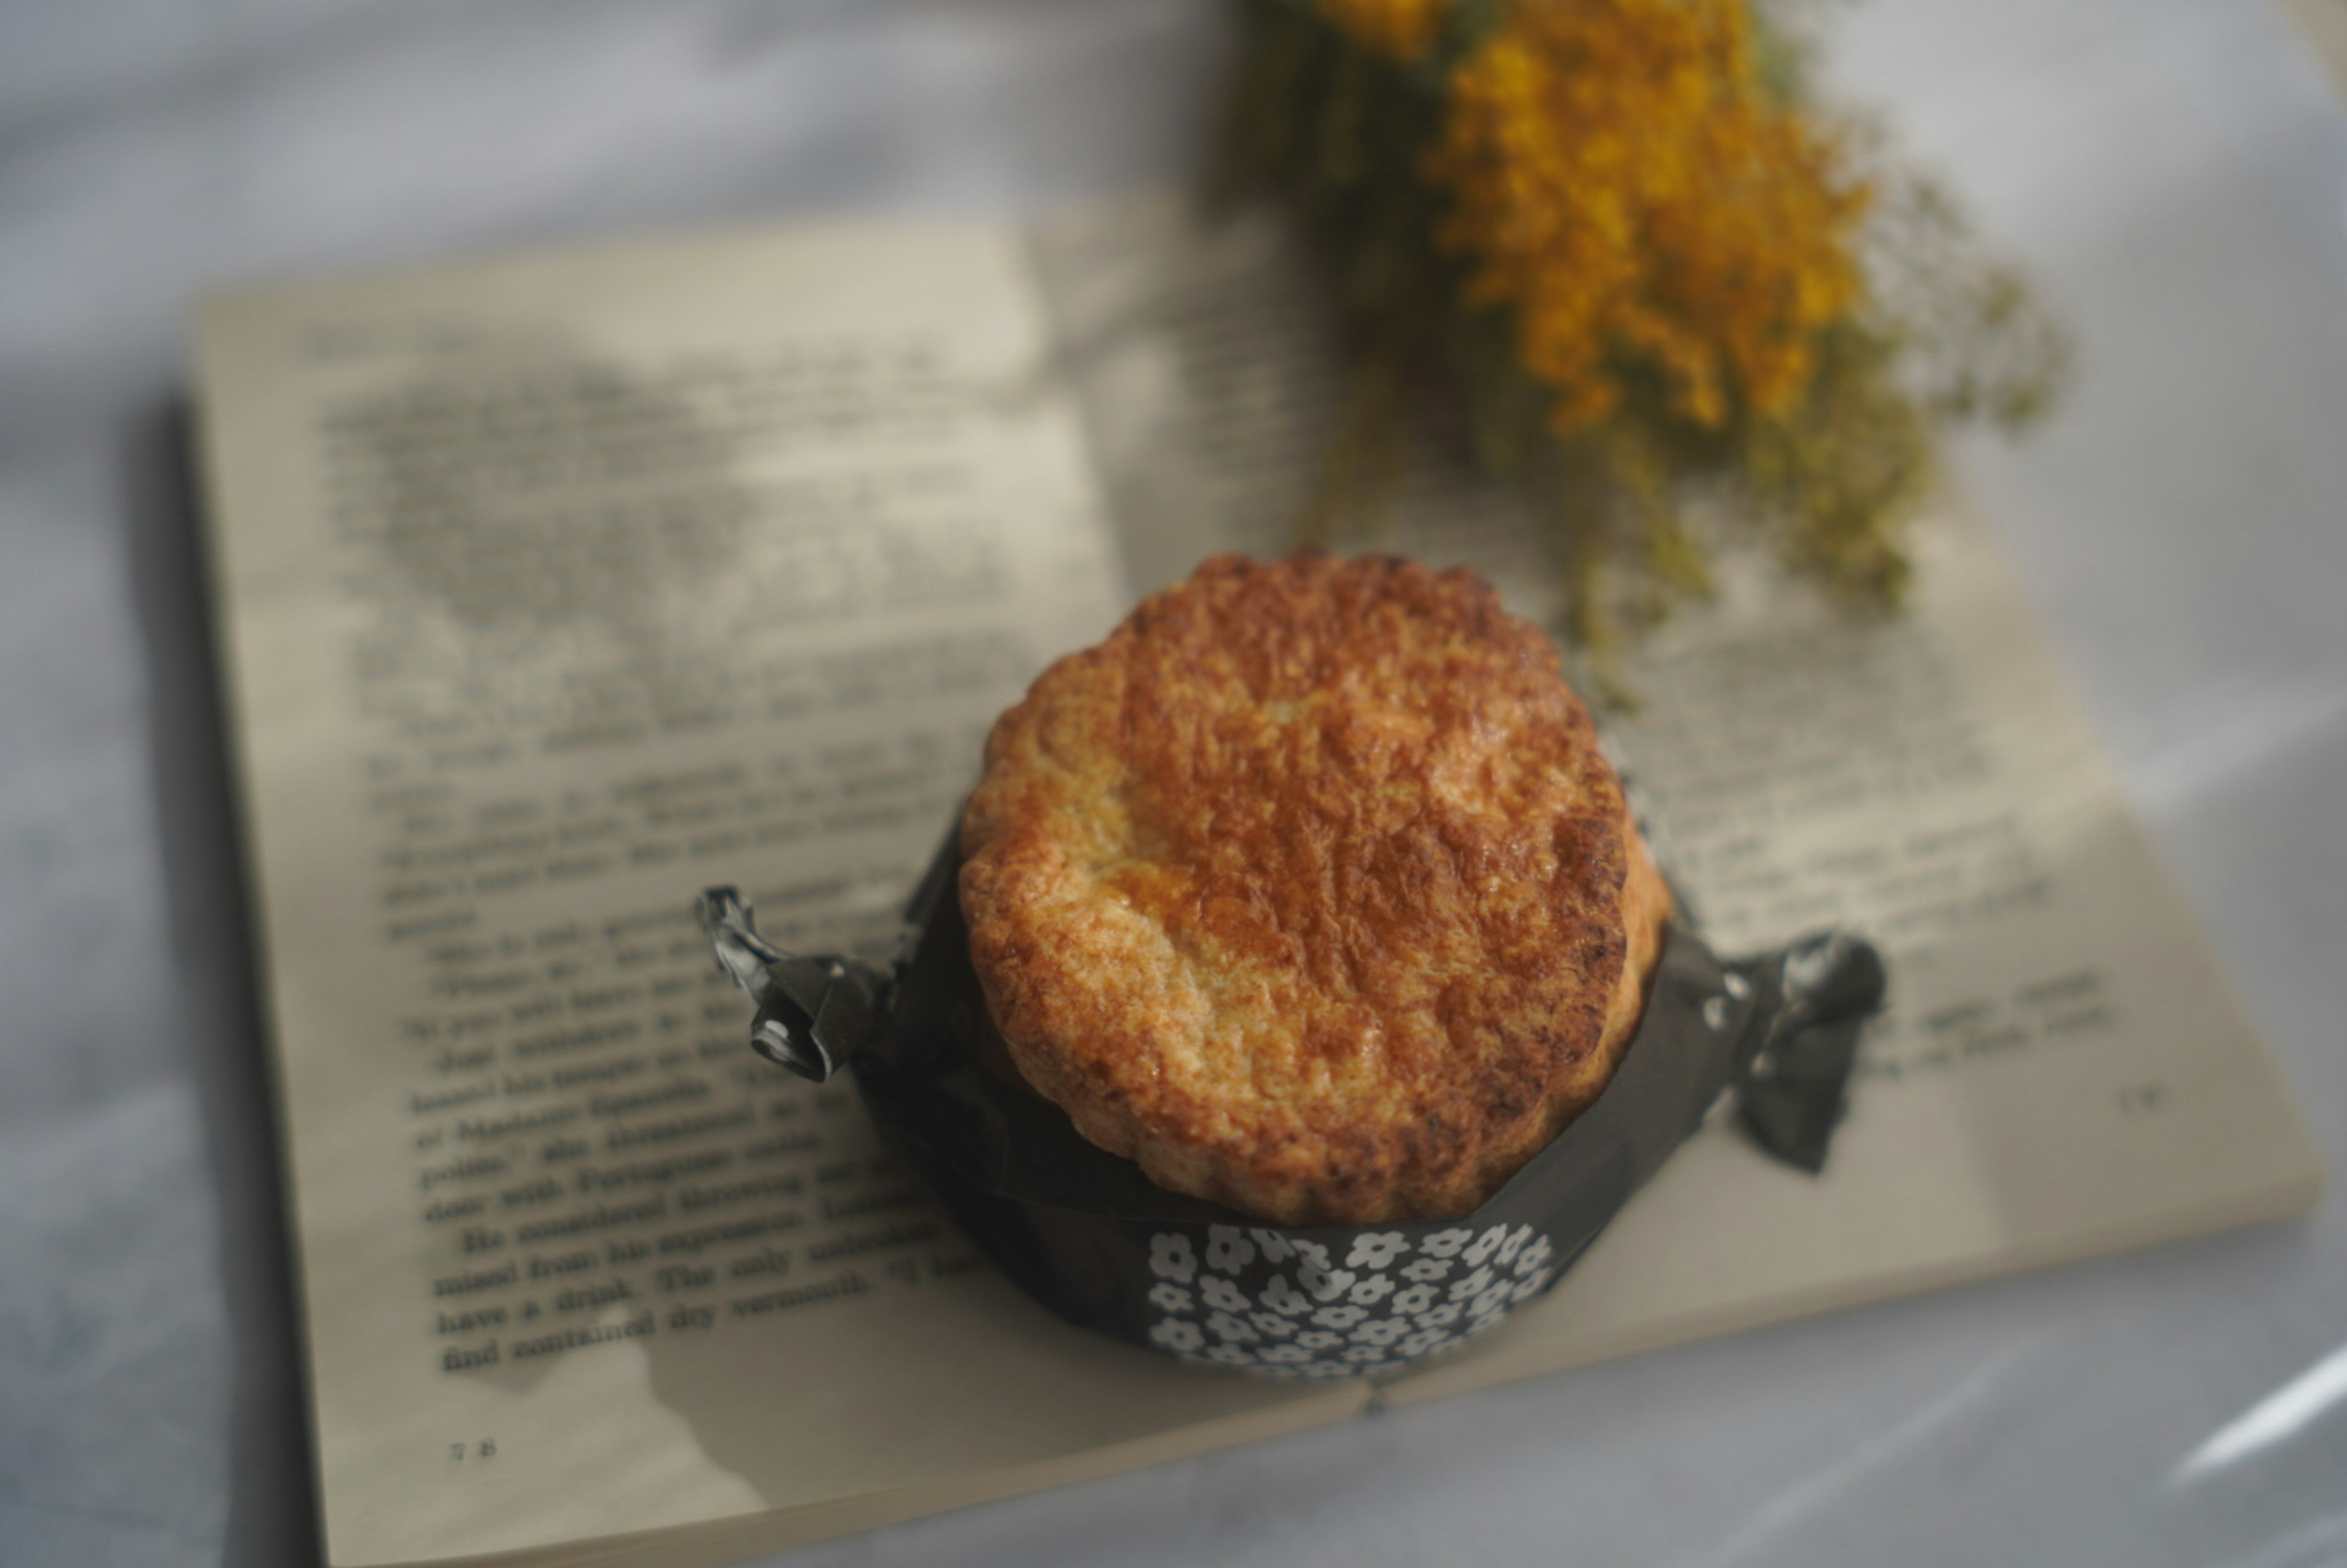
1 1 2342 1564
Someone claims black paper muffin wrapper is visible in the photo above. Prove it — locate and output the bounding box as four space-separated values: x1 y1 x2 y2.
701 830 1884 1379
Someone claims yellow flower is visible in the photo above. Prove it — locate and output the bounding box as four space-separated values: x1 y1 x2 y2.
1316 0 1453 62
1424 0 1868 434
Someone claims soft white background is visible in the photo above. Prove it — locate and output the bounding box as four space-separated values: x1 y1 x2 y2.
2 1 2343 1563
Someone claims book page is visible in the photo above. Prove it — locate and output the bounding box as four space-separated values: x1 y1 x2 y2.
193 223 1364 1568
1027 192 2323 1407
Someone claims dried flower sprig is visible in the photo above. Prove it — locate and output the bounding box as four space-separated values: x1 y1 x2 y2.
1215 0 2067 659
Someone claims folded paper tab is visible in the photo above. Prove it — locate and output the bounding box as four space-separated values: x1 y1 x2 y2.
1729 932 1888 1173
694 888 889 1082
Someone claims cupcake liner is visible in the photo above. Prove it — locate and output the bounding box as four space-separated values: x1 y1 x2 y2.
700 828 1882 1377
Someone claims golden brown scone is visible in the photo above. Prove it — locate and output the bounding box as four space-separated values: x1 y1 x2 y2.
960 554 1670 1225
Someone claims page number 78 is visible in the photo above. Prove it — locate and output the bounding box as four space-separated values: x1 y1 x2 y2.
448 1439 498 1463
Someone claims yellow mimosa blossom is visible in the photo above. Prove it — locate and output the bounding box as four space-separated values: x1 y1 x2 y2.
1425 0 1868 434
1315 0 1453 62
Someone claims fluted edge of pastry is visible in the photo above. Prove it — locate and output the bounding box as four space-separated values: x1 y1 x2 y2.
961 553 1671 1225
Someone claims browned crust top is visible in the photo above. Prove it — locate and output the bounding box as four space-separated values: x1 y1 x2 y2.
960 553 1669 1224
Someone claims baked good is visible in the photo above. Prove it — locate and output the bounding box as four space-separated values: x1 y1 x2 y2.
959 553 1671 1225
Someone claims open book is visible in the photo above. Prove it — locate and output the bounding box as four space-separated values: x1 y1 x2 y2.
191 194 2321 1568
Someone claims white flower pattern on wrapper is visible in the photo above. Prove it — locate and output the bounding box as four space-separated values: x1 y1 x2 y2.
1139 1224 1562 1379
1200 1275 1248 1313
1420 1228 1474 1259
1150 1319 1203 1352
1207 1311 1258 1343
1206 1226 1256 1272
1297 1261 1354 1302
1251 1229 1295 1262
1261 1275 1310 1316
1448 1265 1495 1303
1150 1234 1197 1283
